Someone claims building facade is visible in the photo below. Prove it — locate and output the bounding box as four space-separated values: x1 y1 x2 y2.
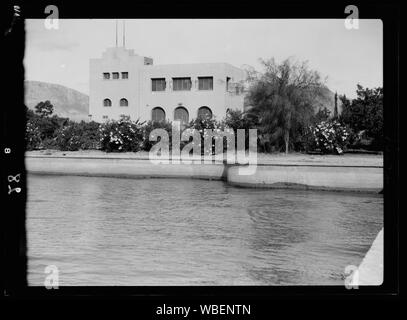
89 47 246 123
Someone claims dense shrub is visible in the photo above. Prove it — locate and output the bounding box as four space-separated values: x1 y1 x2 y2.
25 113 354 155
33 115 66 140
223 109 254 131
25 120 42 150
54 121 101 151
339 85 383 150
25 90 379 155
142 120 173 151
187 116 220 132
78 121 101 149
26 104 69 150
25 117 66 150
313 107 331 123
99 116 144 152
54 124 82 151
308 120 352 154
185 118 217 154
184 117 227 155
223 109 256 151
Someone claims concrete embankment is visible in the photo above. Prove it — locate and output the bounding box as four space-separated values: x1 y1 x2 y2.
227 163 382 192
25 152 383 192
26 156 226 180
351 228 383 286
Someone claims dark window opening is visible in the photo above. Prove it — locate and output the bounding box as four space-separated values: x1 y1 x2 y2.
144 57 153 65
152 78 166 92
198 77 213 90
112 72 119 79
122 72 128 79
103 73 110 80
173 78 192 91
174 106 189 124
152 107 166 122
120 98 128 107
198 106 213 119
103 99 112 107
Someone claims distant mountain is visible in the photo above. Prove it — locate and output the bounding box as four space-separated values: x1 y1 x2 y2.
25 81 89 122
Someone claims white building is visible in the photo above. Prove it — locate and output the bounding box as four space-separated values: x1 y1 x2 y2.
89 46 246 124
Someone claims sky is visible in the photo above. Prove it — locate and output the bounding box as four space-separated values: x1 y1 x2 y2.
25 19 382 98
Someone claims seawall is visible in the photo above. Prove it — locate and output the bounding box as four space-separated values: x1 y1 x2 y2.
25 153 383 193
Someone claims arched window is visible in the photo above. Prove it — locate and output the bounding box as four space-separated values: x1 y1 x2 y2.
103 99 112 107
174 106 189 124
120 98 128 107
197 106 212 119
152 107 166 122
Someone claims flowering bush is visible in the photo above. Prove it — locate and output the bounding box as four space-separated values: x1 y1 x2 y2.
310 120 351 154
55 124 82 151
25 107 358 155
25 120 42 150
99 116 144 152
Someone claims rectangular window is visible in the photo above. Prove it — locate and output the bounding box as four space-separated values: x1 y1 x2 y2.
151 78 166 91
226 77 231 91
103 73 110 80
102 115 108 119
112 72 119 79
122 72 128 79
198 77 213 90
173 77 192 91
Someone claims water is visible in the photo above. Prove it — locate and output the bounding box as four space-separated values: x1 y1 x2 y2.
27 174 383 286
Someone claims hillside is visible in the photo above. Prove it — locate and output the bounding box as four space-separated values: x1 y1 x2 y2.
313 86 342 116
24 81 89 122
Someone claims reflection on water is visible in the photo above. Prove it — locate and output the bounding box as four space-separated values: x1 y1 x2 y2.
27 174 383 285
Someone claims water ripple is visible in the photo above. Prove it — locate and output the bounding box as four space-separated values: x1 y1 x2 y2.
26 174 383 286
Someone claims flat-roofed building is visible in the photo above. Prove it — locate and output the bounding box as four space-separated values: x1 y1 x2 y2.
89 47 246 124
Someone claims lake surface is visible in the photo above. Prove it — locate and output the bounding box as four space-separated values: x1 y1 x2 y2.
27 174 383 286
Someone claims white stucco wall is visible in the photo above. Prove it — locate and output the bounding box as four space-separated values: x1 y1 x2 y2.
89 47 146 122
138 63 245 122
89 47 245 123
